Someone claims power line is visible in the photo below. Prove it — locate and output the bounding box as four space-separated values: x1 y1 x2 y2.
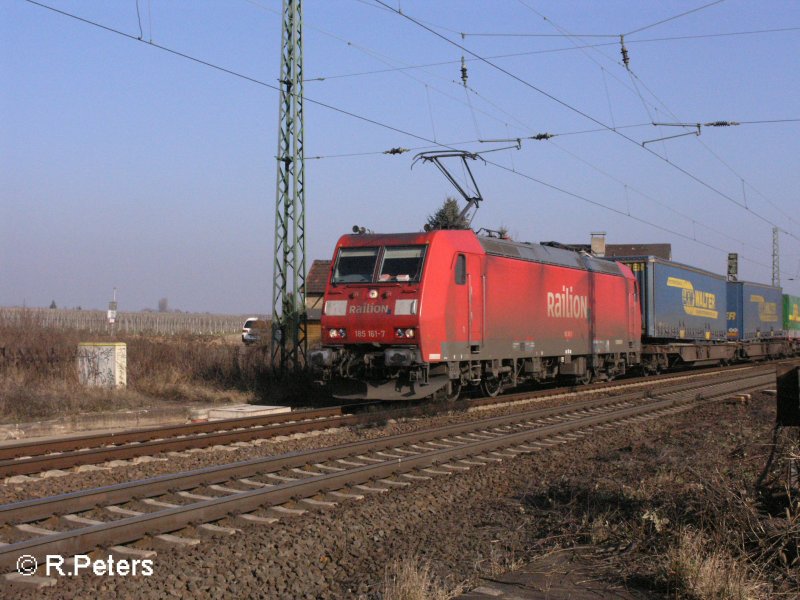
623 69 800 232
627 26 800 42
514 1 660 130
514 2 800 240
305 123 660 159
481 155 772 269
244 0 675 191
464 32 617 38
22 0 459 150
243 0 540 136
22 0 779 269
372 0 800 245
547 138 769 254
304 27 800 81
737 118 800 125
625 0 727 36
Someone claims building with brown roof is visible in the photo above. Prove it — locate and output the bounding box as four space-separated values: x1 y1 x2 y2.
304 260 331 347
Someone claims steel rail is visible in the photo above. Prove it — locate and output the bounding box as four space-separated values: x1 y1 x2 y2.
0 370 774 572
0 407 344 460
0 413 362 477
0 368 768 525
0 392 649 524
0 364 769 478
0 363 761 462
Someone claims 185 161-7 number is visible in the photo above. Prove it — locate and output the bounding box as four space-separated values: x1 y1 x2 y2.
354 330 385 339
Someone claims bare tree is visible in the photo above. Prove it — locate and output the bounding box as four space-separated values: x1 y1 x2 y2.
158 297 169 313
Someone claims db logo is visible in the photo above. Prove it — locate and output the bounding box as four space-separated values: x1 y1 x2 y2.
16 554 38 576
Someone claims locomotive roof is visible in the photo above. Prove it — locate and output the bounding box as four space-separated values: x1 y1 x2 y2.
479 236 626 276
339 230 627 276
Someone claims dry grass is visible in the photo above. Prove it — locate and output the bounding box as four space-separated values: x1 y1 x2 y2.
478 539 525 577
510 405 800 598
0 310 327 423
666 529 766 600
382 556 462 600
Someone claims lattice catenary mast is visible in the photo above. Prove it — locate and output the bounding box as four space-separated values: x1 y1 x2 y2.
272 0 306 370
773 226 780 288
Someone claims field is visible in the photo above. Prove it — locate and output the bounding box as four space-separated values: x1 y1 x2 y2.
0 307 257 336
0 309 321 424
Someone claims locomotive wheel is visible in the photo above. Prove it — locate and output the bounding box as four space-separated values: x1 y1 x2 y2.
445 379 462 401
576 370 593 385
480 376 503 398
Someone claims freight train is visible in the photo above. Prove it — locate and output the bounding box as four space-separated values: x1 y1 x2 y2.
309 229 800 400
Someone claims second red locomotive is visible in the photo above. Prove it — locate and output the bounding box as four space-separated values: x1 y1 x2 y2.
310 229 641 400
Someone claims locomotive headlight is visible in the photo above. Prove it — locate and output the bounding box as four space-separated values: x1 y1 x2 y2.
338 328 347 338
368 289 378 299
404 328 415 338
395 328 404 337
328 329 339 339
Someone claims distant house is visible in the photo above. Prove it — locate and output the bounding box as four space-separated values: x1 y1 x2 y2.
551 241 673 261
304 260 331 347
604 244 672 260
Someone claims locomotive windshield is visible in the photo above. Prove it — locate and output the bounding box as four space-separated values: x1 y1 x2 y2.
332 247 379 283
379 246 425 282
332 245 426 284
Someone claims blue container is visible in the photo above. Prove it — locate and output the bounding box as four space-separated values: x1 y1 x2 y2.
616 256 727 341
727 281 783 340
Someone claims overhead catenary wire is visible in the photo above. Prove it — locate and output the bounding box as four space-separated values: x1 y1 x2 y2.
22 0 462 151
481 155 772 269
244 0 518 134
242 0 751 215
373 0 800 246
546 138 769 254
622 68 800 231
244 0 525 137
134 0 143 40
524 3 800 238
510 2 800 255
305 125 656 160
455 25 798 42
624 0 728 36
303 28 800 82
514 0 664 132
23 0 782 271
516 1 800 242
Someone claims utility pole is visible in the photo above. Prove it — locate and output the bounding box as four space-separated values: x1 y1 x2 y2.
272 0 306 372
773 227 781 288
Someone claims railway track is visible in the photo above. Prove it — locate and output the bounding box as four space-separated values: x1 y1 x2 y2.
0 364 775 479
0 366 774 579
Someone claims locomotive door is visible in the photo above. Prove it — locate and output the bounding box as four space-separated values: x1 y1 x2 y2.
467 253 484 351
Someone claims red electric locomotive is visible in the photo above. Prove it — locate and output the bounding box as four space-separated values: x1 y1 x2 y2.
310 229 641 400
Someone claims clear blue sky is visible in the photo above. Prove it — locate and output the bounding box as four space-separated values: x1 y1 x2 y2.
2 0 799 314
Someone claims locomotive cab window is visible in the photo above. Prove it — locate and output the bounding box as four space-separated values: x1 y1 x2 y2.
332 247 379 283
379 246 426 282
455 254 466 285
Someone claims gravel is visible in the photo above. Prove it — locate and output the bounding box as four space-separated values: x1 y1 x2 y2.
4 388 780 598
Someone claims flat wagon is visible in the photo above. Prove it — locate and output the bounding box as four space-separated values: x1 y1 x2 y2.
614 255 734 370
